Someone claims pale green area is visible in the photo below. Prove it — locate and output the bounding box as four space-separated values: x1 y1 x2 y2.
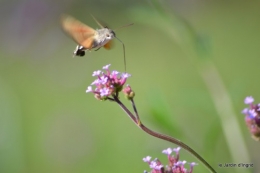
0 0 259 173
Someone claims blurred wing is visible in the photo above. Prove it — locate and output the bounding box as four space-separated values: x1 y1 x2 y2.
61 14 96 49
103 40 113 50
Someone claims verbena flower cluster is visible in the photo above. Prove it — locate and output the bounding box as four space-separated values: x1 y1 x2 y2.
143 147 197 173
86 64 131 100
242 96 260 141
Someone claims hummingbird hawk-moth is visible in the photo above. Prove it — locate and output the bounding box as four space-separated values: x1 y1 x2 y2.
61 14 133 70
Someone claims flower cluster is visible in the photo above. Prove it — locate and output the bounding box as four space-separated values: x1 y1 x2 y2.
143 147 197 173
86 64 132 100
242 96 260 141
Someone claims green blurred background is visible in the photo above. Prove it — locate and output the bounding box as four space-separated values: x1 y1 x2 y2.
1 0 260 172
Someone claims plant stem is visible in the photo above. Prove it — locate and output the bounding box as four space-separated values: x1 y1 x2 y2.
113 95 217 173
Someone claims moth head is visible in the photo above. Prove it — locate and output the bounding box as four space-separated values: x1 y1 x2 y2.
104 28 115 40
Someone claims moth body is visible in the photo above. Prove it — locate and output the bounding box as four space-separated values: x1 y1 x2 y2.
93 28 115 48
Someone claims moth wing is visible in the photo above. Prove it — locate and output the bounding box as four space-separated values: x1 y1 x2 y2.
81 38 94 50
61 15 96 49
103 40 114 50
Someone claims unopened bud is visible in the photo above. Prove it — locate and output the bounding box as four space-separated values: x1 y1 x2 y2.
123 85 135 99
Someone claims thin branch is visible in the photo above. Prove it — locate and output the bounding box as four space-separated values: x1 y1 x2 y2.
130 98 141 124
113 96 138 124
114 95 217 173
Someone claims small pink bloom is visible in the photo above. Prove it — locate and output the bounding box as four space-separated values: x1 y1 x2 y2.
244 96 254 104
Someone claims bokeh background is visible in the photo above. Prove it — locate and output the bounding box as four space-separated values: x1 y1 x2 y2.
1 0 260 172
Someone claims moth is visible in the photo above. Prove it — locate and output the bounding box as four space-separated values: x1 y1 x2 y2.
61 14 132 70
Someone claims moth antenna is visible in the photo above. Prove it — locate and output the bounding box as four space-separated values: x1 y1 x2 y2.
90 14 105 28
115 36 126 72
113 23 134 31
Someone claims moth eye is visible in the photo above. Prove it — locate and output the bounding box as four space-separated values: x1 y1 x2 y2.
106 34 110 38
